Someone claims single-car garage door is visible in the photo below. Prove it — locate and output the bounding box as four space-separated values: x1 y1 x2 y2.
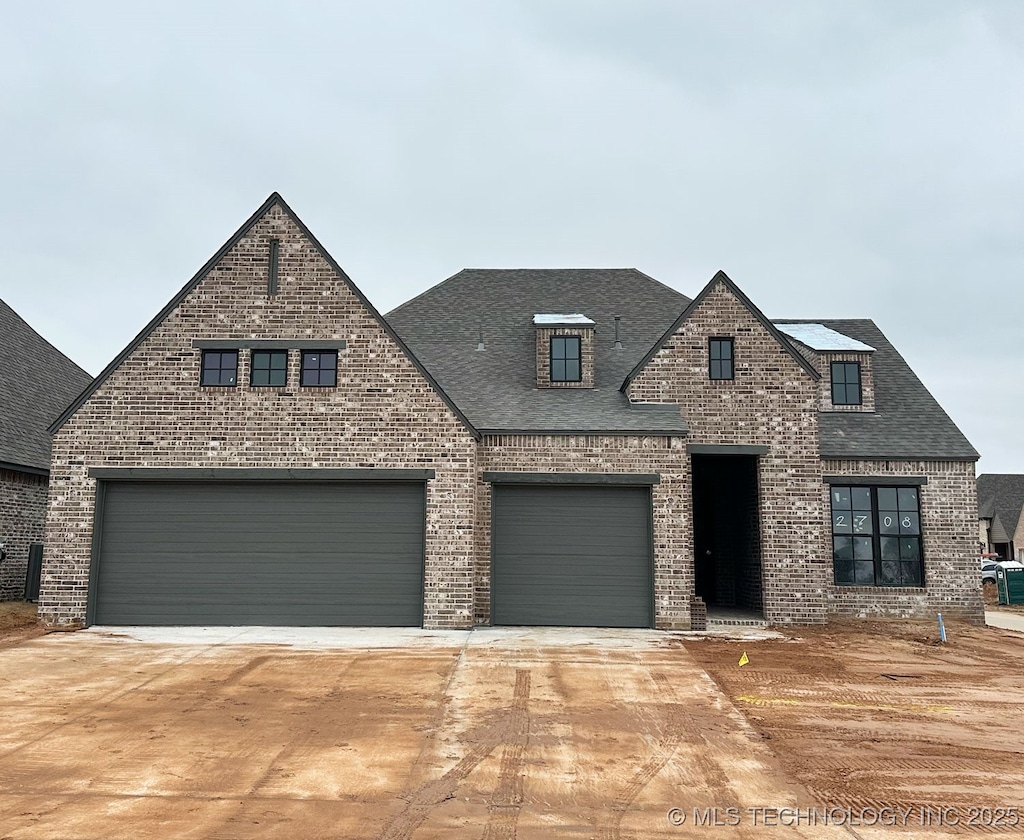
491 484 653 627
92 481 424 626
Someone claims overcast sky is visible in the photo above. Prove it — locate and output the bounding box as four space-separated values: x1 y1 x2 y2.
2 1 1021 473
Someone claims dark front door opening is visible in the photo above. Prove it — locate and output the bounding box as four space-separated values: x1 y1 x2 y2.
692 454 763 614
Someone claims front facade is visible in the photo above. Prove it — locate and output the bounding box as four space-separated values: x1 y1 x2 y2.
40 195 983 629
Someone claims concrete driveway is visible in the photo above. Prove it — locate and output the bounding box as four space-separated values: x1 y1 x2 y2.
0 627 848 839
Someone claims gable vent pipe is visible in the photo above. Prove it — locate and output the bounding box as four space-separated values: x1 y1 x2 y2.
613 316 623 350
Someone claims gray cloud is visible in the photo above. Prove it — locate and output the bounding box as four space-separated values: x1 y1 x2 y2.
2 0 1020 470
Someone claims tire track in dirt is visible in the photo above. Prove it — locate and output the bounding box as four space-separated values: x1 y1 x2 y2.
378 667 532 840
481 669 531 840
594 669 747 840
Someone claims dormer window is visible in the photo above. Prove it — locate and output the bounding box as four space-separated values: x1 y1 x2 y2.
831 361 862 406
550 336 581 382
533 314 595 388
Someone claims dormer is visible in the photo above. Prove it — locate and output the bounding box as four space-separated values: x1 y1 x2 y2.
534 314 595 388
775 323 876 412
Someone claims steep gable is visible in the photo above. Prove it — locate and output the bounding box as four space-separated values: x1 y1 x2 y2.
623 270 819 391
51 194 476 440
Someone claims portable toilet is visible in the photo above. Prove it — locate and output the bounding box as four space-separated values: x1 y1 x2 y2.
996 561 1024 605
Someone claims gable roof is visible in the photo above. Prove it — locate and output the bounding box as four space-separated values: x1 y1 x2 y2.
49 193 479 439
1 300 92 472
387 269 692 434
978 474 1024 542
621 270 821 390
782 319 978 461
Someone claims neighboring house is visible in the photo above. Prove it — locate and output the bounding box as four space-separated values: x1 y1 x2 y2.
0 300 92 600
977 474 1024 562
39 194 982 629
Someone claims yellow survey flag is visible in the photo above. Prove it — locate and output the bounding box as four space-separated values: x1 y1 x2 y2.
738 651 750 667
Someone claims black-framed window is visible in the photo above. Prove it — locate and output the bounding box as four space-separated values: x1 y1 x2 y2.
200 350 238 386
300 350 337 387
709 338 734 380
831 362 862 405
550 336 581 382
831 485 923 587
250 350 288 387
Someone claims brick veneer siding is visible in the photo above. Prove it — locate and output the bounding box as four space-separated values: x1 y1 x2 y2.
476 434 691 628
0 469 48 600
41 202 478 629
823 459 983 622
535 327 595 388
627 279 829 625
819 351 875 413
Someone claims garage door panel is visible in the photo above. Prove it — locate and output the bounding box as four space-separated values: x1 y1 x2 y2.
492 485 653 628
93 481 424 626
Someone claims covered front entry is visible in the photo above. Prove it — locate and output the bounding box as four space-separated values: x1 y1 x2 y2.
490 483 654 627
90 480 425 626
691 455 763 614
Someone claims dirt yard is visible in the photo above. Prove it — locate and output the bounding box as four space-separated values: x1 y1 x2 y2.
685 618 1024 835
0 620 1021 838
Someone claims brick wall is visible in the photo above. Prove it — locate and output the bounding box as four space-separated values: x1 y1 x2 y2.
40 201 479 629
823 459 983 622
627 278 829 624
0 469 48 600
476 434 691 629
535 326 595 388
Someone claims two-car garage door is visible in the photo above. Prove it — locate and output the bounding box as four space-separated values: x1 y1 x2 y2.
92 481 424 626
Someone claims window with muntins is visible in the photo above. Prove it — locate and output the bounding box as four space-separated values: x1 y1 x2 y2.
831 361 862 405
250 350 288 387
300 350 337 387
200 350 238 386
709 338 734 380
550 336 581 382
831 485 922 586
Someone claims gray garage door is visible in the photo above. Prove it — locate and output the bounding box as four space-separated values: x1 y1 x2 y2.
92 481 424 626
491 485 653 627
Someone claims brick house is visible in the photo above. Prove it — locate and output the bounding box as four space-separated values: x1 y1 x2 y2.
977 474 1024 562
39 194 982 629
1 299 92 601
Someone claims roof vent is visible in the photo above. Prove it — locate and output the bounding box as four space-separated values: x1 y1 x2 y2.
613 316 623 350
476 327 485 352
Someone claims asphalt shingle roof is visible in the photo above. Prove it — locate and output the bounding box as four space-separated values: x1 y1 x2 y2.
780 319 978 461
388 274 977 460
1 299 92 471
977 474 1024 543
387 269 692 434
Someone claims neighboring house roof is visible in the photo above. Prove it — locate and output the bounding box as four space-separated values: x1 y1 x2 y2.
387 269 692 434
978 474 1024 546
780 319 978 461
0 299 92 472
49 193 479 439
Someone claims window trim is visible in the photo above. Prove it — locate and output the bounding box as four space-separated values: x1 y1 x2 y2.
830 484 924 588
549 335 582 383
249 349 289 388
200 349 239 387
300 349 338 388
830 361 862 406
708 337 734 381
